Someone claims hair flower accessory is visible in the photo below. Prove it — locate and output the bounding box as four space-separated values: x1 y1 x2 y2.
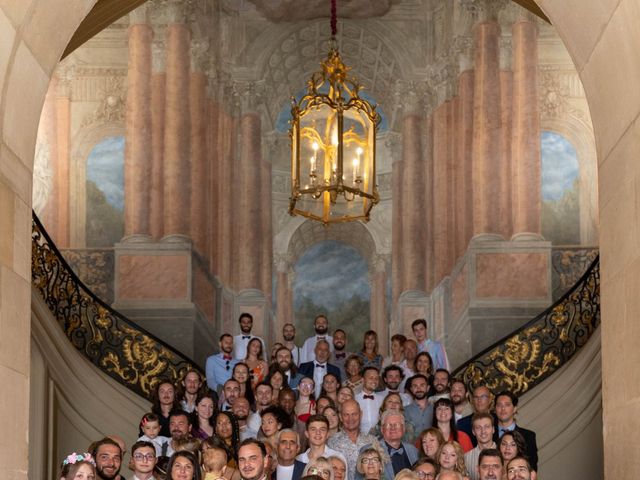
63 452 95 466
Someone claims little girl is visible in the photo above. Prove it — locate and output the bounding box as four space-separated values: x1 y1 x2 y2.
137 412 170 457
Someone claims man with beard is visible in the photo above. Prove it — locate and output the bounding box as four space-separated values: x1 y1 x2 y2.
165 410 192 457
428 369 451 404
233 396 258 440
477 449 503 480
331 329 351 379
90 437 123 480
300 315 334 363
282 323 302 366
249 382 275 433
206 333 239 392
381 365 411 406
220 379 242 411
275 346 303 388
274 429 306 480
298 340 341 398
506 457 536 480
451 380 473 422
233 313 266 361
179 370 206 413
457 385 494 445
403 374 434 443
238 438 270 480
464 413 497 480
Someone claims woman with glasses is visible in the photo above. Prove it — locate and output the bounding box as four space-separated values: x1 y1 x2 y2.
167 450 202 480
356 447 387 480
432 398 473 452
412 457 438 480
436 441 469 480
295 377 317 423
303 456 334 480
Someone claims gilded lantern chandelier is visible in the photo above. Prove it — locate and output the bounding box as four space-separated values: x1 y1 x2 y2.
289 0 380 224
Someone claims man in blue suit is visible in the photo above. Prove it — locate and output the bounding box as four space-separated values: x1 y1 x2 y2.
378 410 420 479
298 340 341 397
273 429 306 480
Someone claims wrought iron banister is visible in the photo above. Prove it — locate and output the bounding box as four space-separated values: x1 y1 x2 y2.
31 212 201 400
453 254 600 396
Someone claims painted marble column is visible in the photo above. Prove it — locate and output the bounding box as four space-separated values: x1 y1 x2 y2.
235 85 262 290
260 154 273 305
500 68 514 239
456 70 474 259
55 73 71 248
400 108 426 291
207 97 220 275
218 109 235 286
150 40 165 240
124 9 152 240
472 20 502 235
189 47 208 256
432 101 451 284
511 18 541 234
391 140 403 307
162 13 191 238
370 256 389 355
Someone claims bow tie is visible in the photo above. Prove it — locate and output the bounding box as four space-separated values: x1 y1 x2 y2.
224 405 231 411
389 447 404 456
242 335 251 339
223 355 232 360
335 353 346 359
317 336 326 340
315 364 325 369
363 394 375 400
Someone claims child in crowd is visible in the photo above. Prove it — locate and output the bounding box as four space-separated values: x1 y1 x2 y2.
137 412 170 457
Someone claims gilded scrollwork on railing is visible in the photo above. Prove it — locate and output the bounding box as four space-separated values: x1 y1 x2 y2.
453 255 599 396
31 213 200 400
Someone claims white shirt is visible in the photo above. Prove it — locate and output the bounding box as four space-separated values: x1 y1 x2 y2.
355 390 384 434
233 334 266 361
313 361 328 398
296 446 347 464
300 334 334 363
276 464 295 480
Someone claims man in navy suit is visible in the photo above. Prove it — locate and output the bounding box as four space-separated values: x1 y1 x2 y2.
378 410 420 479
273 429 306 480
298 340 341 397
493 391 538 472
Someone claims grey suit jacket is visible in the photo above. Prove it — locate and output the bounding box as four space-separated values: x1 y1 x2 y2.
380 441 420 480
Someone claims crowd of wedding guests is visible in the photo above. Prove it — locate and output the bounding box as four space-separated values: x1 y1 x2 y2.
59 314 537 480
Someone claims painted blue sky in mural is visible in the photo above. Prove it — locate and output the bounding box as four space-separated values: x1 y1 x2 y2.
541 131 579 201
293 240 370 310
86 136 125 211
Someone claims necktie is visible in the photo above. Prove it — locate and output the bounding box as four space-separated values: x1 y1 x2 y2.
335 353 345 359
390 447 404 456
316 364 325 368
242 335 251 339
363 394 375 400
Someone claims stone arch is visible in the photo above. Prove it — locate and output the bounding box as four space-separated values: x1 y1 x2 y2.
69 122 125 247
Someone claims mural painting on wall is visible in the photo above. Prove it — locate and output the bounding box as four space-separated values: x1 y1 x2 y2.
86 136 125 247
541 131 580 245
293 240 371 343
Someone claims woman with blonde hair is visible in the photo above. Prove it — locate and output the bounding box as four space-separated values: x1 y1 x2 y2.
418 427 446 460
393 469 419 480
356 447 388 480
436 441 469 480
303 456 334 480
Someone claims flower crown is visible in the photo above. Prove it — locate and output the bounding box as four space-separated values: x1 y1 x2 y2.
63 452 95 466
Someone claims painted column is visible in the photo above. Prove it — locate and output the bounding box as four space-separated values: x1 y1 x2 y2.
391 138 403 307
123 8 152 240
456 70 475 258
370 256 389 355
500 68 514 239
207 97 220 275
162 7 191 238
150 40 165 240
472 20 502 235
190 44 208 256
432 101 450 284
55 73 71 248
218 109 235 287
423 113 435 292
235 83 262 290
511 17 541 234
400 106 426 291
260 153 273 305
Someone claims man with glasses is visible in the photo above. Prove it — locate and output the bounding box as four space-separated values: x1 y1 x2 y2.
506 457 535 480
413 458 437 480
464 413 497 480
457 385 494 445
379 410 419 479
206 333 238 392
130 441 157 480
477 449 503 480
